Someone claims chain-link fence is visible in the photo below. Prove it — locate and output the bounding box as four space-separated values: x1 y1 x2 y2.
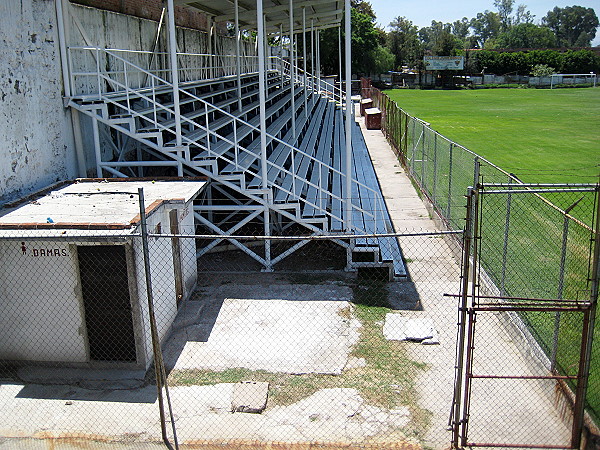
474 186 599 430
368 85 599 441
0 201 473 449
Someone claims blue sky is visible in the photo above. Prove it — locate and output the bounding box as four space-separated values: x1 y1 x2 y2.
368 0 600 46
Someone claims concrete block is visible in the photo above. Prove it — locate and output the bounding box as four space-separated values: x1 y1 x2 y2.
360 98 373 116
231 381 269 413
365 107 382 130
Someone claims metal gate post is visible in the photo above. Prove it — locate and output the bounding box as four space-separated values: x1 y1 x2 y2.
571 188 600 448
138 188 168 442
451 189 475 448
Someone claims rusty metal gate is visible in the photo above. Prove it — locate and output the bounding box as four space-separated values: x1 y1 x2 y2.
451 183 599 448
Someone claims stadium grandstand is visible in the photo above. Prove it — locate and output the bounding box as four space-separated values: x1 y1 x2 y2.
60 0 405 278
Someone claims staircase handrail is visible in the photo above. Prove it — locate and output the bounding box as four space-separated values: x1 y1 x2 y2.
69 47 388 231
277 57 344 106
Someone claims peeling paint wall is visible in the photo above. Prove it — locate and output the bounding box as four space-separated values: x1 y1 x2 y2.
0 0 77 204
0 1 255 202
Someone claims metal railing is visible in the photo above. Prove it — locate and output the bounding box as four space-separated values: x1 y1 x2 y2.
369 86 600 427
68 47 388 234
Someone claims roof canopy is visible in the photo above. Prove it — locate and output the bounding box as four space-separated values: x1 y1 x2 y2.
175 0 344 33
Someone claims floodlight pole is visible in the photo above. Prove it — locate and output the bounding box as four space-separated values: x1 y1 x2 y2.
344 0 352 231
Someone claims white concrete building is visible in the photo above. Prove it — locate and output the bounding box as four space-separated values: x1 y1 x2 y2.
0 180 205 369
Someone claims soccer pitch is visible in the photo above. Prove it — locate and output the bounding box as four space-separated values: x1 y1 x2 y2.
383 87 600 422
384 88 600 184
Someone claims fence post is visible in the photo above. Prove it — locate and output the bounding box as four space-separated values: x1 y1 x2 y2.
551 197 584 371
410 120 418 178
451 188 475 448
403 110 408 158
420 122 426 190
432 132 438 208
500 177 513 295
137 188 169 443
570 190 599 448
447 143 454 225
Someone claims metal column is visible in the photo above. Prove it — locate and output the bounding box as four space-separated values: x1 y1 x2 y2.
92 116 102 178
55 0 71 97
344 0 352 231
302 7 307 114
208 17 214 79
256 0 271 270
338 27 342 97
166 0 182 147
316 29 321 94
310 19 314 95
235 0 242 111
289 0 296 140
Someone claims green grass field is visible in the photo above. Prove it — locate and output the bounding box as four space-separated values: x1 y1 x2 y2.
382 87 600 422
384 88 600 184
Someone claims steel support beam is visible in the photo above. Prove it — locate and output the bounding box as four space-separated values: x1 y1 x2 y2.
167 0 182 146
302 7 307 113
256 1 269 190
344 0 352 231
338 26 342 96
55 0 71 98
289 0 296 140
235 0 243 111
92 116 102 178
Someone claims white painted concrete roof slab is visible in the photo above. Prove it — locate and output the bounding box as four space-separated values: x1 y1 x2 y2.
0 180 205 229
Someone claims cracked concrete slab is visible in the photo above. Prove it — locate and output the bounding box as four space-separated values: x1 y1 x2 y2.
163 284 360 375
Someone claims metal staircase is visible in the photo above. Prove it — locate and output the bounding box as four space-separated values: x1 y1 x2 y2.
68 47 405 277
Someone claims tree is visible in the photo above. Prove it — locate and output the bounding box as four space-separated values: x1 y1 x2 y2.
350 6 383 74
560 49 600 73
531 64 555 76
542 6 599 47
515 4 535 25
319 0 386 76
371 45 395 74
387 16 422 69
494 0 515 30
452 17 471 40
495 23 557 49
419 21 464 55
470 11 502 48
351 0 375 19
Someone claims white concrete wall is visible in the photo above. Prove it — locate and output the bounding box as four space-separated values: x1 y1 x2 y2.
0 1 255 203
0 0 78 204
0 240 87 362
178 201 198 300
134 204 179 367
